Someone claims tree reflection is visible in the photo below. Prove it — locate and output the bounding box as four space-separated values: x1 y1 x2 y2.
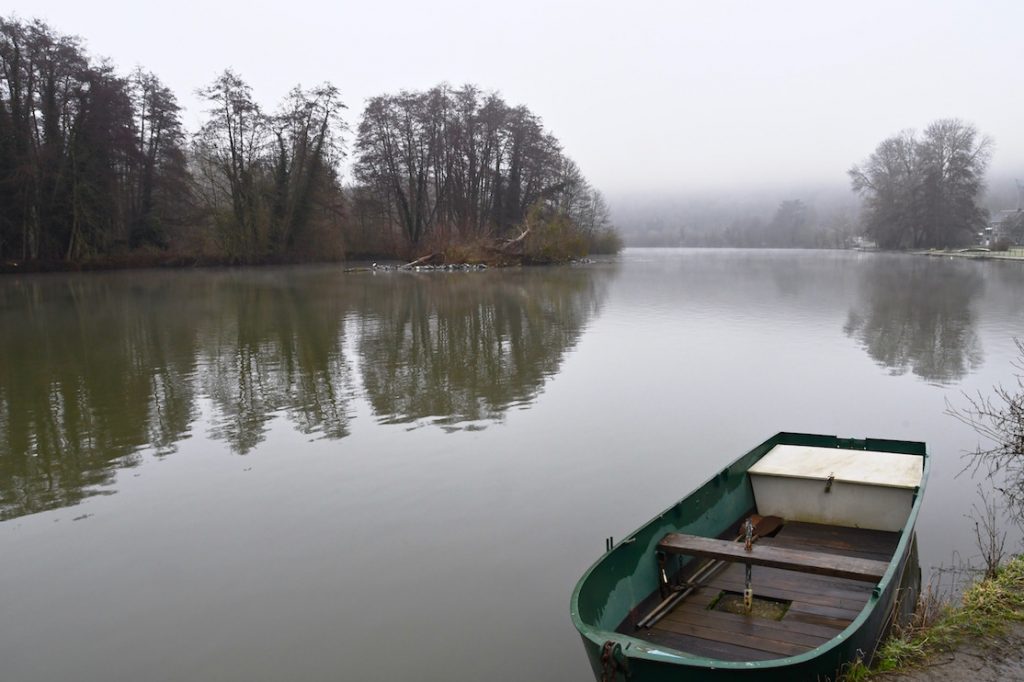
844 258 983 383
0 270 356 519
357 269 608 425
0 266 610 519
0 276 197 519
199 272 354 453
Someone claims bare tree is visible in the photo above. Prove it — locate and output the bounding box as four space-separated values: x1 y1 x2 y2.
949 339 1024 524
353 83 616 255
969 485 1009 579
270 83 346 249
194 69 270 258
127 67 188 247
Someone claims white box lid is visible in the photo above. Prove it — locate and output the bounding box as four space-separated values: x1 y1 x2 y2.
748 444 923 489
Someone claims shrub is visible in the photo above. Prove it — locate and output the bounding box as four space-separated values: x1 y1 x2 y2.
522 205 587 264
587 227 624 255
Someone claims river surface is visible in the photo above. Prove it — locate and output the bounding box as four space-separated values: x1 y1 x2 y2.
1 249 1021 681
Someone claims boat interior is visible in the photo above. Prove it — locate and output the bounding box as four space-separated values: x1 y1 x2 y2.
615 444 923 661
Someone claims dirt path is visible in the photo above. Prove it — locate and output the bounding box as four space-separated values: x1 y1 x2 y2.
884 624 1024 681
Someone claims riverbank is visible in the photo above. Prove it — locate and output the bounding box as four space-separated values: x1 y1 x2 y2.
0 251 354 275
918 247 1024 261
845 556 1024 680
885 623 1024 681
0 228 619 275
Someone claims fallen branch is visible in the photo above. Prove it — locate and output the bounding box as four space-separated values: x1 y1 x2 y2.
401 252 438 269
500 228 530 248
485 229 531 255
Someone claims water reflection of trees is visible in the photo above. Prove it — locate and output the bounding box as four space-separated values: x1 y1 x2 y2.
0 266 609 519
358 269 607 425
198 273 354 453
0 276 198 519
844 258 983 383
0 271 356 519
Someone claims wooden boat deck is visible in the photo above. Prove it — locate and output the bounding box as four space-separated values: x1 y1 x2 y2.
621 521 900 661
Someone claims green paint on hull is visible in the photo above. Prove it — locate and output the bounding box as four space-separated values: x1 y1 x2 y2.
570 432 928 681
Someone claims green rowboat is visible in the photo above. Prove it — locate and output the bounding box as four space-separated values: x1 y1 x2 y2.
570 432 927 681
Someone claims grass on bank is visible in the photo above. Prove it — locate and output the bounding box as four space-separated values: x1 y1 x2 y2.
842 555 1024 680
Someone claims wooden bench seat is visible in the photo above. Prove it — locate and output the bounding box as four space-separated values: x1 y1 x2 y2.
657 532 889 582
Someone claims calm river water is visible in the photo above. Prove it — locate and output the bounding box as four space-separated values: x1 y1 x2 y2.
1 249 1022 681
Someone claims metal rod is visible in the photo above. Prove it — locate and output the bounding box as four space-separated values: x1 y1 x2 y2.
744 562 753 614
637 556 728 629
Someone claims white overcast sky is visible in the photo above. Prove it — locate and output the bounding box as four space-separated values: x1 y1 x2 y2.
10 0 1024 195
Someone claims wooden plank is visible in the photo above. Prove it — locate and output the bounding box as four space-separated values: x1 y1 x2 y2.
784 609 855 631
655 617 814 657
763 535 894 563
711 577 868 615
667 593 843 638
642 627 769 662
714 562 874 597
713 564 873 603
771 522 899 559
703 569 867 615
714 579 868 612
684 567 862 630
658 532 889 582
661 601 842 644
779 521 901 548
661 610 832 650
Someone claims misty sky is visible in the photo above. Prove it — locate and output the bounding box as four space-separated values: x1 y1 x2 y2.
11 0 1024 196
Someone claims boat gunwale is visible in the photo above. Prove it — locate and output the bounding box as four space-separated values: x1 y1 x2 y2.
569 431 930 671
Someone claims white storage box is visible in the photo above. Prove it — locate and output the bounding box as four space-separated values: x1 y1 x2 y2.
749 444 924 532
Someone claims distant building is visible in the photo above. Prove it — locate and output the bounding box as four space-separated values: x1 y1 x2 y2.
851 235 877 250
980 209 1024 246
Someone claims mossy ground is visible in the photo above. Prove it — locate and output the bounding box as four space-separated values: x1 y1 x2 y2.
842 555 1024 680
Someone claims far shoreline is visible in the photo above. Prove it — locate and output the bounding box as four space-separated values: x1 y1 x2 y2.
917 247 1024 262
0 252 611 277
6 244 1024 277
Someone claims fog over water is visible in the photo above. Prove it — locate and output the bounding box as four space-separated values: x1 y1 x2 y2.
10 0 1024 197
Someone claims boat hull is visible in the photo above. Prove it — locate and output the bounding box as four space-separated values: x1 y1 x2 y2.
570 433 927 682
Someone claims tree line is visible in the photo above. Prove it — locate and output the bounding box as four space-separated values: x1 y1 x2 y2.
614 194 858 249
0 17 619 268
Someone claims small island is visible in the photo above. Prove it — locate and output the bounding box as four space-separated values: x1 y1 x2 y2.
0 18 621 273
